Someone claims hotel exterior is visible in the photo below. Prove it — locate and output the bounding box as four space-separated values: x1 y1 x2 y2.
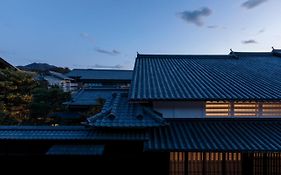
1 49 281 174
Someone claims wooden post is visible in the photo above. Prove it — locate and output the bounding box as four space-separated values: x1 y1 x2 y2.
184 152 188 175
222 153 226 174
230 102 234 117
242 153 253 175
202 152 206 175
263 153 267 175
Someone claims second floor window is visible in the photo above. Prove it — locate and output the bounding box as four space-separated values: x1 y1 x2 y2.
233 102 258 117
206 101 281 117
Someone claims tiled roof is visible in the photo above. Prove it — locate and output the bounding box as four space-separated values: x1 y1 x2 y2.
47 144 104 156
0 126 147 141
87 92 167 128
48 112 81 119
66 69 133 80
64 88 128 106
146 119 281 152
272 49 281 57
130 51 281 101
49 71 73 80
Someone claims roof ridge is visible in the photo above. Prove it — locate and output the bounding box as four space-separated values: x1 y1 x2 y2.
83 87 129 90
71 68 132 71
137 51 276 58
0 126 85 130
142 107 167 125
137 53 230 56
232 51 272 54
137 54 236 59
86 92 167 128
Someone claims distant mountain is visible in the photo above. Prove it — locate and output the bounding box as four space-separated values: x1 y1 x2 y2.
17 63 56 71
17 63 70 73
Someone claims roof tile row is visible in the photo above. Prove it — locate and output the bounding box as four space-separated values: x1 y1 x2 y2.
130 51 281 100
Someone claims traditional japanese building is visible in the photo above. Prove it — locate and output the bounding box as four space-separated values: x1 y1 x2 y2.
64 87 128 111
37 71 78 92
2 49 281 175
61 69 132 122
66 69 133 88
128 49 281 175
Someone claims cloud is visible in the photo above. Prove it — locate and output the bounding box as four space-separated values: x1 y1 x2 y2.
207 25 218 29
90 64 123 69
242 39 258 44
80 32 95 44
80 32 121 56
241 0 267 9
258 28 265 34
95 48 121 56
178 7 212 26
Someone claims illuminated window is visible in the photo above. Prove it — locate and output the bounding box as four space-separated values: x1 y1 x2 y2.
205 101 230 117
262 102 281 116
234 101 258 117
170 152 185 175
206 101 281 117
170 152 241 175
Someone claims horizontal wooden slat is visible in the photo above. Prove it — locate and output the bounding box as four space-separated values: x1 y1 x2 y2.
206 101 281 117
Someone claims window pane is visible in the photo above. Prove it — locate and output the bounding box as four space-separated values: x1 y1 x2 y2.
206 101 230 117
234 102 258 117
262 102 281 116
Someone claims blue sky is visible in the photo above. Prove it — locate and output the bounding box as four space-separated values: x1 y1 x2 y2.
0 0 281 69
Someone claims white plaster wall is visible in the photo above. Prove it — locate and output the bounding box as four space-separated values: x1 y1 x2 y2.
153 101 205 118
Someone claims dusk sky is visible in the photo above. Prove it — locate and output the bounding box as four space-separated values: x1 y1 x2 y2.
0 0 281 69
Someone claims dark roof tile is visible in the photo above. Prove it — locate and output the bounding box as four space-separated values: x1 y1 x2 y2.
66 69 132 80
130 52 281 100
64 88 128 106
0 126 147 141
46 144 104 156
146 119 281 152
87 93 167 128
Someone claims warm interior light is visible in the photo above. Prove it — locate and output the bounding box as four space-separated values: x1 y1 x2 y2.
205 101 281 117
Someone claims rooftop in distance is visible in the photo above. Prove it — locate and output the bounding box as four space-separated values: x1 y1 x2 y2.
66 69 133 81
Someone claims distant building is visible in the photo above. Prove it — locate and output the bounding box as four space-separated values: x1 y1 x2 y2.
2 49 281 174
66 69 132 88
64 87 128 112
60 69 132 122
37 71 78 92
